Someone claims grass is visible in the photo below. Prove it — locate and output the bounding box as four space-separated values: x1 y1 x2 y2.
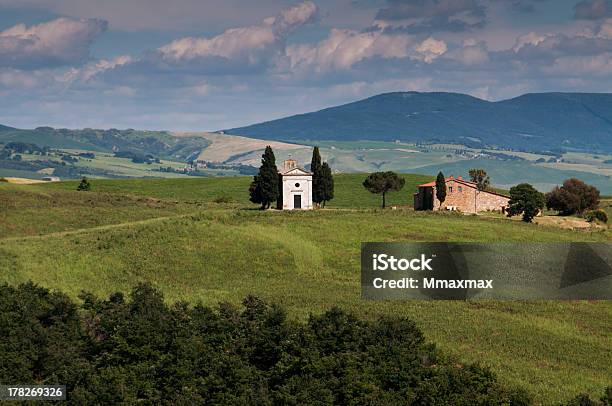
39 173 434 209
1 176 611 404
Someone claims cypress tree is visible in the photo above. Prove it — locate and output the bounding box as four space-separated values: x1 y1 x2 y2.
311 147 323 206
435 171 446 208
320 162 334 208
249 146 279 209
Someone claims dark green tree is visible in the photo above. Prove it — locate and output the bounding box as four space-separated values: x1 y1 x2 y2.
546 178 600 215
311 147 323 206
249 146 279 209
319 162 334 208
506 183 545 222
77 177 91 191
435 171 446 209
363 171 405 209
311 147 323 207
469 168 490 191
17 281 610 405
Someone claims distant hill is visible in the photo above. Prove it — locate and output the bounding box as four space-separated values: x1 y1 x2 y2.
225 92 612 153
0 126 210 162
0 124 16 131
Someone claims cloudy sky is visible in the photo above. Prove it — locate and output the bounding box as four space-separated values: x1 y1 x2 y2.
1 0 612 130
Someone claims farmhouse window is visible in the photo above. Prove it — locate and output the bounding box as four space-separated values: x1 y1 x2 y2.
448 186 453 192
458 186 462 192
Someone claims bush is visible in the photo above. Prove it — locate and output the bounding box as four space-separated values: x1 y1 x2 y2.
585 209 608 223
565 386 612 405
76 177 91 191
0 177 7 182
0 282 534 404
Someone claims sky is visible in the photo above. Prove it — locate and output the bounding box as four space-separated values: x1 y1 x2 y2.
1 0 612 130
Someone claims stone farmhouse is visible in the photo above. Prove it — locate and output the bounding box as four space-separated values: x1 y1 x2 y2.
414 175 509 213
277 158 313 210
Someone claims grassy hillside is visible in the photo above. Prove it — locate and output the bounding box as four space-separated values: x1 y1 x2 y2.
1 176 610 404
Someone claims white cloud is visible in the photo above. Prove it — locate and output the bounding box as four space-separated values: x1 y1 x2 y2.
61 55 132 84
512 32 549 52
157 1 317 68
414 37 448 63
286 29 414 72
0 17 107 69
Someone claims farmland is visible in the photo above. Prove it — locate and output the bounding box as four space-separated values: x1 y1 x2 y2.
1 175 610 404
2 126 611 194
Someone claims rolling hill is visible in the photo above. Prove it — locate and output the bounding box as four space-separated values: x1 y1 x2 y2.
1 177 610 404
0 126 211 161
226 92 612 153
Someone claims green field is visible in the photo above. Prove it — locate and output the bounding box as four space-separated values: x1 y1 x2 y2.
40 173 434 209
1 175 611 404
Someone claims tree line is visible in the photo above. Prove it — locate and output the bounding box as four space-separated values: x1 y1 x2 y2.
1 282 609 404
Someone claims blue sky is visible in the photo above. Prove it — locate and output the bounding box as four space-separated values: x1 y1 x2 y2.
1 0 611 130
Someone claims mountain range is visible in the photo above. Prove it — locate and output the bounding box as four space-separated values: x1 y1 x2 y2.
226 92 612 153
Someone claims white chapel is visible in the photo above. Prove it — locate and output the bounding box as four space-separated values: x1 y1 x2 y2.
278 158 313 210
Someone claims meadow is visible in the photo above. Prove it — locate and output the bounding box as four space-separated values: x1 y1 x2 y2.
0 175 611 404
40 173 434 209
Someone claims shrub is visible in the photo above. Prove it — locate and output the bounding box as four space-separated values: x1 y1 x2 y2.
76 177 91 191
564 386 612 406
0 177 7 182
585 209 608 223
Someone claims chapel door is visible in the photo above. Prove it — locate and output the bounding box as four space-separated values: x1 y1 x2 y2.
294 194 302 209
